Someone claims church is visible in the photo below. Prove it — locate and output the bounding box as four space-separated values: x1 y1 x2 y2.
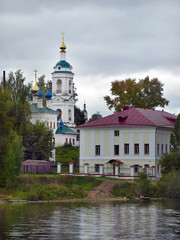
30 36 79 147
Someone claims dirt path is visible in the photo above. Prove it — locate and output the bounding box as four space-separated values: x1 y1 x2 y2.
85 180 118 199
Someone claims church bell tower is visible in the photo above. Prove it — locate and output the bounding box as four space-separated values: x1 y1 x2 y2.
47 34 75 127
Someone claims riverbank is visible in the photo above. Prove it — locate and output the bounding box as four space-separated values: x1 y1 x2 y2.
0 171 180 202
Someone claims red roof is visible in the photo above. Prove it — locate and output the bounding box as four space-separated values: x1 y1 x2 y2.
78 108 176 128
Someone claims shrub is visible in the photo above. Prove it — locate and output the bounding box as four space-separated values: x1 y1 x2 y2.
158 170 180 198
112 182 137 198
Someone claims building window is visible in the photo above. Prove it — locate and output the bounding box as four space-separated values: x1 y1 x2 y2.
56 79 62 93
53 122 56 129
69 138 71 144
134 144 139 154
69 80 72 94
95 164 100 173
114 145 119 155
157 144 160 156
165 144 168 153
68 109 72 121
161 144 164 155
144 144 149 155
53 138 55 146
124 144 129 154
50 122 52 128
134 164 139 173
114 130 119 136
66 138 68 144
73 139 75 145
95 145 100 156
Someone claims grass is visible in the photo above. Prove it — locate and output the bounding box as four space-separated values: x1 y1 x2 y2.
0 175 101 201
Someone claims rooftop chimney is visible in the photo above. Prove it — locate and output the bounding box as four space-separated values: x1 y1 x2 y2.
123 105 129 111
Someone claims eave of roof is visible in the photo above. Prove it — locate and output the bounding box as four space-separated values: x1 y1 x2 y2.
30 103 58 114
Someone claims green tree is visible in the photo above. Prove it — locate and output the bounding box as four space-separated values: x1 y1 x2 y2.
6 70 31 136
74 106 86 125
23 121 54 160
159 114 180 174
104 76 169 112
88 111 102 122
170 114 180 152
0 88 23 187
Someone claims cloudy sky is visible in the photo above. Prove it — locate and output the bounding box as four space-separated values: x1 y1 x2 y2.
0 0 180 118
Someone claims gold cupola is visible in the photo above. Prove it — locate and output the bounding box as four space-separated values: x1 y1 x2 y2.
32 69 39 95
60 33 66 52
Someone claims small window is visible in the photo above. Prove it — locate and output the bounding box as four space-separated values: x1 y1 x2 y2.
58 66 61 70
95 164 100 173
134 164 139 173
95 145 100 156
124 144 129 154
144 144 149 155
114 130 119 136
114 145 119 155
50 122 52 128
134 144 139 154
157 144 160 156
161 144 164 155
73 139 75 145
165 144 168 153
53 122 56 129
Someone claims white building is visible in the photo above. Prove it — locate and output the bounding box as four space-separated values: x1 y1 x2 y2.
30 36 79 147
78 107 176 178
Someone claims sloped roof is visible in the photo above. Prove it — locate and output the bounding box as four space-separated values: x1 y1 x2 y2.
56 124 78 135
30 103 58 114
78 107 176 128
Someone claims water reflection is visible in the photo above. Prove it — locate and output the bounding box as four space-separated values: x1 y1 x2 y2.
0 200 180 240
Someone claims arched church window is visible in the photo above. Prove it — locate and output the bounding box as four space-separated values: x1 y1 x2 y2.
68 109 72 121
56 109 62 121
69 80 72 94
56 79 62 93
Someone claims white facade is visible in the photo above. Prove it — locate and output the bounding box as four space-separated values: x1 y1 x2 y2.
78 108 176 178
47 38 76 127
30 37 78 147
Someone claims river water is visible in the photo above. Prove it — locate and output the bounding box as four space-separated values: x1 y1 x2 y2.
0 200 179 240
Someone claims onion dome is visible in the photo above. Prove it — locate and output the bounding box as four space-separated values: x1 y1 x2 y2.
36 87 44 99
45 88 52 100
60 119 63 128
60 41 66 52
32 81 39 95
54 60 71 68
60 33 66 52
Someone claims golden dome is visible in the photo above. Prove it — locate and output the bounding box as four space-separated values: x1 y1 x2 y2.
60 41 66 52
60 33 66 52
32 81 39 94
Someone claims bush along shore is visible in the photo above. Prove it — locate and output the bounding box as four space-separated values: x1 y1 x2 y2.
112 171 180 199
0 171 180 201
0 175 102 201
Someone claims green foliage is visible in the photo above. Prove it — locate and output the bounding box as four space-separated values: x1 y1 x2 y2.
3 175 101 200
136 173 152 197
56 146 79 165
74 106 86 125
6 70 31 136
23 121 54 160
158 170 180 198
170 113 180 152
88 111 102 122
0 89 23 187
104 76 169 112
159 150 180 174
112 182 137 198
159 114 180 174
